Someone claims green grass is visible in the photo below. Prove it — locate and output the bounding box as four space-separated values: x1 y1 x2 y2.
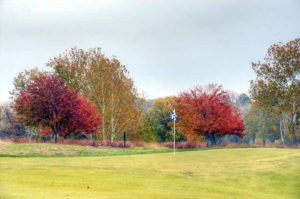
0 144 299 199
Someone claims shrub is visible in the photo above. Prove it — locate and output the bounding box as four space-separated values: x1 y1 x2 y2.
162 141 207 149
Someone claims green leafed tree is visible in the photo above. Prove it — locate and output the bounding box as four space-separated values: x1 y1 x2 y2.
142 97 186 142
10 68 49 101
250 38 300 144
244 105 280 144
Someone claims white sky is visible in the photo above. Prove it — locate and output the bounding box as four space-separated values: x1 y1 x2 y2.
1 0 300 103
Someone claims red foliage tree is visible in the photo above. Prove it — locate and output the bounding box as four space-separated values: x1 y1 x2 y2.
14 75 102 143
175 84 245 146
70 96 102 135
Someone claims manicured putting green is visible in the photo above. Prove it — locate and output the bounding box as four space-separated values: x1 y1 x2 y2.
0 145 299 199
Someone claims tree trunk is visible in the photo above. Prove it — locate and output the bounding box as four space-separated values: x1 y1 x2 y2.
101 80 106 141
53 132 58 144
205 133 217 147
110 74 115 143
52 126 59 144
279 114 285 145
110 102 115 143
291 86 298 145
291 114 298 145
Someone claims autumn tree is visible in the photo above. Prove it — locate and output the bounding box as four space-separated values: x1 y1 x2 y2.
47 48 144 142
10 68 48 100
13 74 102 143
70 96 102 137
175 85 245 146
250 38 300 144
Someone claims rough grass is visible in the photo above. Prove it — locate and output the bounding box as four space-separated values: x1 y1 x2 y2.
0 143 168 157
0 143 255 158
0 145 299 199
0 140 11 146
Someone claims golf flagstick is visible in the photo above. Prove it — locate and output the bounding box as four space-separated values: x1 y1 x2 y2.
171 109 177 156
173 118 176 156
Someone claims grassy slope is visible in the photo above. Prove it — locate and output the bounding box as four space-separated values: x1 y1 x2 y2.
0 143 174 157
0 145 299 199
0 143 254 157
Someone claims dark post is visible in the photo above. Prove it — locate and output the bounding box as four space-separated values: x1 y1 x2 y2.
123 132 126 148
54 133 58 144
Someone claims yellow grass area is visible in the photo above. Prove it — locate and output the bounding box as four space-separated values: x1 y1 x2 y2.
0 146 299 199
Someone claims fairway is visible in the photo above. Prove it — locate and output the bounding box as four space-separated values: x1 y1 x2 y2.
0 147 299 199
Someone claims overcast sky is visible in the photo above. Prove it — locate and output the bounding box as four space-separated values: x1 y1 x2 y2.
1 0 300 103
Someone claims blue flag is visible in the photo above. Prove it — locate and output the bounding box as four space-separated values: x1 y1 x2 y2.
171 109 177 121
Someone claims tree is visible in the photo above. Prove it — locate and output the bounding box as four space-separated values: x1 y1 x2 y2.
236 93 251 108
47 48 144 142
244 105 279 144
250 38 300 144
175 84 245 146
69 96 102 137
13 74 102 143
0 104 27 138
142 97 186 142
10 68 48 101
0 104 15 130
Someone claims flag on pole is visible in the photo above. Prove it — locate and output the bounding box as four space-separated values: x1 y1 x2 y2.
171 109 177 156
171 109 177 121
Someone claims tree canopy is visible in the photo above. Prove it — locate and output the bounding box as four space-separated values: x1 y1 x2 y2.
142 97 186 142
250 38 300 144
13 74 102 143
47 48 144 142
175 85 245 145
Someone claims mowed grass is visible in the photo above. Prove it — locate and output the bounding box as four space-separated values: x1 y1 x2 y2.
0 144 299 199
